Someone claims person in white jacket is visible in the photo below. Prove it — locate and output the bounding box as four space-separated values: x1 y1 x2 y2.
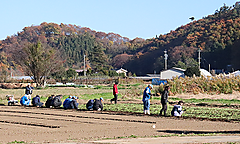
171 101 184 116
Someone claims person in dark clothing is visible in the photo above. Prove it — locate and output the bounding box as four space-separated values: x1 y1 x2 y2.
32 95 43 107
171 101 184 117
45 95 55 108
70 96 79 110
86 99 94 110
25 83 34 105
159 86 170 116
52 95 62 108
25 83 33 95
111 81 118 104
93 97 104 111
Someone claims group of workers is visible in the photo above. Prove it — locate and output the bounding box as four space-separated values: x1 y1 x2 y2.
19 82 184 116
19 83 104 111
142 84 185 117
86 97 104 111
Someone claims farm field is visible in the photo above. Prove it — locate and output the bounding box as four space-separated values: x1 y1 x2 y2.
0 86 240 143
0 106 240 143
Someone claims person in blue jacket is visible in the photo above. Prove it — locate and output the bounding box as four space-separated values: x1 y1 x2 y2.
70 96 79 110
20 94 30 106
142 84 153 115
63 96 73 109
86 99 94 110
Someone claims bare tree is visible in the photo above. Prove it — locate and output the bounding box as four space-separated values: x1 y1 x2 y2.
15 41 63 86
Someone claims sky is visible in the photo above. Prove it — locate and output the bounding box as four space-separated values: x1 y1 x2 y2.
0 0 238 40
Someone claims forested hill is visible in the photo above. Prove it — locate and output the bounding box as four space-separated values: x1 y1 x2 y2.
124 3 240 75
0 22 148 73
1 3 240 76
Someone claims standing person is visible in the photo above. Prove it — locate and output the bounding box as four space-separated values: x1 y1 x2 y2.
159 86 170 116
111 81 118 104
93 97 104 111
142 84 153 115
52 95 63 108
25 83 33 105
171 101 184 117
20 94 30 106
32 95 43 107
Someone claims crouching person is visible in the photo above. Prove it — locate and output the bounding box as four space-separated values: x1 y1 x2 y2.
32 95 43 107
70 96 79 110
171 101 184 117
93 97 104 111
20 94 30 106
63 96 72 109
45 95 55 108
52 95 63 108
86 99 94 110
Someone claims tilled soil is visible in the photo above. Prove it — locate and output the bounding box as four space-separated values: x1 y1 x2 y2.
0 106 240 143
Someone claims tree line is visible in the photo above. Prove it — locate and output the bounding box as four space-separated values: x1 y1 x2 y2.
1 3 240 81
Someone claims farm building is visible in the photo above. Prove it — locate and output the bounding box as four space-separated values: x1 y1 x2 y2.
116 68 128 76
160 67 185 79
200 69 212 77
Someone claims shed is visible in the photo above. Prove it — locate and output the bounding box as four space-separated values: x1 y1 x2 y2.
160 67 185 79
200 69 212 77
116 68 128 76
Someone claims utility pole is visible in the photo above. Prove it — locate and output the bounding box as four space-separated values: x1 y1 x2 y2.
10 67 12 78
164 50 168 70
198 48 201 69
84 55 86 76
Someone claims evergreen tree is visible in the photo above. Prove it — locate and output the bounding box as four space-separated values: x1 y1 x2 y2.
184 67 200 77
89 45 109 72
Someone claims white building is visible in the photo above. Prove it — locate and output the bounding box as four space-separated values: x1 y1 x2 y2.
116 68 128 76
200 69 212 77
160 67 185 79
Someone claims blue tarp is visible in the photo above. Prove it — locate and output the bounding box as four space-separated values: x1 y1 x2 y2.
152 78 167 85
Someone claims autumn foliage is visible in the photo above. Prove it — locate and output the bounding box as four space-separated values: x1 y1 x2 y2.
1 3 240 76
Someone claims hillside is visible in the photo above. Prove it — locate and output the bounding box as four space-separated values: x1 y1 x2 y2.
124 3 240 75
1 3 240 76
0 23 148 74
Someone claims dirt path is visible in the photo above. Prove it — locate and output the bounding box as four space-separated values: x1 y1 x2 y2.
92 135 240 144
0 106 239 143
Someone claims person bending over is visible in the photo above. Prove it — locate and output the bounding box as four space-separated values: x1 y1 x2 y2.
171 101 184 117
93 97 104 111
20 94 30 106
45 95 55 108
70 96 79 110
52 95 63 108
86 99 94 110
63 96 73 109
32 95 43 107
